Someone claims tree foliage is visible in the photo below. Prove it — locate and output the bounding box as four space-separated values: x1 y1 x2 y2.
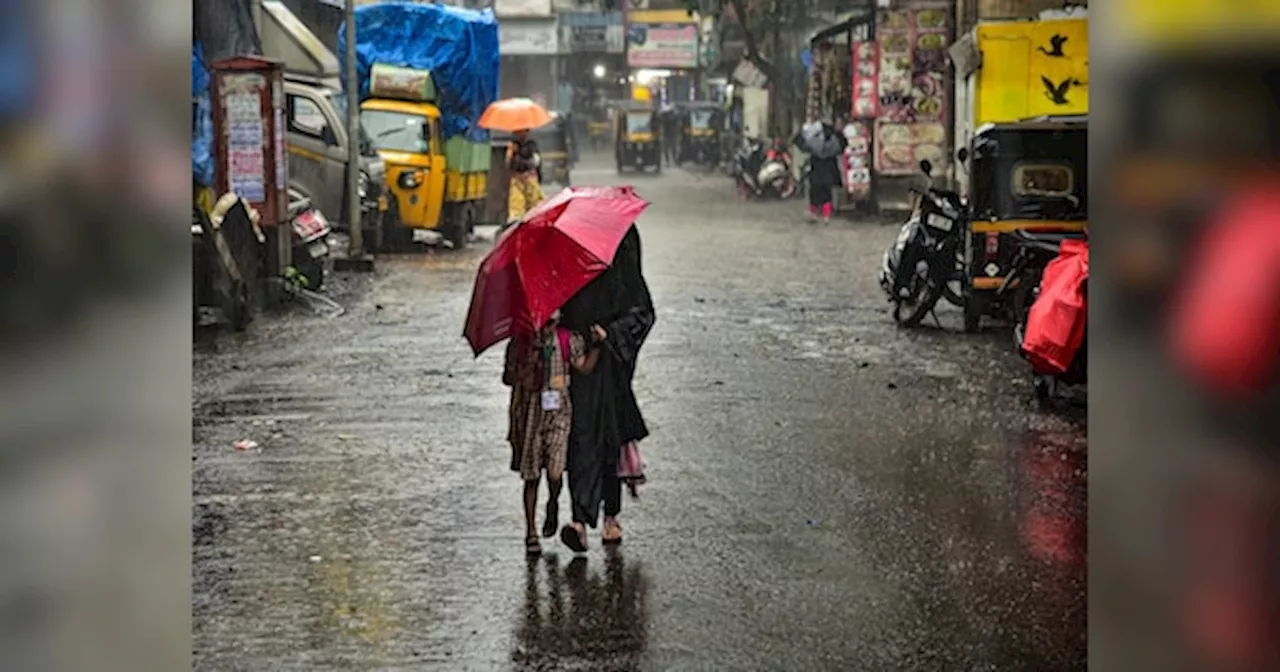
681 0 816 76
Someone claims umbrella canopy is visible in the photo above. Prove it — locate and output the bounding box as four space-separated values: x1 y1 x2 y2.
478 97 554 133
464 186 649 356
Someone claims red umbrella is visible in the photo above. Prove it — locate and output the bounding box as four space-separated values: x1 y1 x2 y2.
464 186 649 356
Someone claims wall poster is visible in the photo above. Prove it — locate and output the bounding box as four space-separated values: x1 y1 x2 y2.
221 73 266 202
872 3 951 175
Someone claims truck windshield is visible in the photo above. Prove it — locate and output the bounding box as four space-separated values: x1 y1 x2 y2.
361 110 431 154
328 94 378 156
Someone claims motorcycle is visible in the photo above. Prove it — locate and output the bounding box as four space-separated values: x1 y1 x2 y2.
1014 233 1088 407
288 194 332 291
735 137 798 199
879 159 967 327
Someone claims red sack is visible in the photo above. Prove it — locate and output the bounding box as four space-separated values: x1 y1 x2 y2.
1022 239 1089 375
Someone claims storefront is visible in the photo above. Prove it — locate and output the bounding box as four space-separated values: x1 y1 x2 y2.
807 12 875 209
625 9 700 105
498 18 560 109
815 1 953 213
560 11 627 114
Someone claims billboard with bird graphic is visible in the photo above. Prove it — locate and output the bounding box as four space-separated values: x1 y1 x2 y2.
971 17 1089 124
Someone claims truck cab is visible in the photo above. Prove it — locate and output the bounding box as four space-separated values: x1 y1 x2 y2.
282 77 387 232
360 64 489 250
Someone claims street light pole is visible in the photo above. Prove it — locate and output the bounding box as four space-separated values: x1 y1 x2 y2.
345 0 364 259
331 0 377 272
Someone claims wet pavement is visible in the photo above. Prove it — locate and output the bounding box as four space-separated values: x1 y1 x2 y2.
193 154 1086 670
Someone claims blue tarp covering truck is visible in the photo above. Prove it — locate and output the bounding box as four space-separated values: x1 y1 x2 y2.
337 2 500 249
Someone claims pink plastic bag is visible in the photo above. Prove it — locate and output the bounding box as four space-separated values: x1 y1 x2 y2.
618 441 646 498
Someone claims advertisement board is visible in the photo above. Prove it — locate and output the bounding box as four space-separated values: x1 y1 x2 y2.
499 20 558 55
560 12 624 53
493 0 552 18
627 23 699 68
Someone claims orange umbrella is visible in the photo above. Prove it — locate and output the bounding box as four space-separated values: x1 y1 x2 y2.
478 98 554 133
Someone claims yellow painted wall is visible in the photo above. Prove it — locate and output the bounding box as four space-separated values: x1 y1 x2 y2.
973 18 1087 124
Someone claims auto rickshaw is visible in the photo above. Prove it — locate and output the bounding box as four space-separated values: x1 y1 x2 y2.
614 103 661 173
677 102 724 168
958 117 1088 332
587 109 611 151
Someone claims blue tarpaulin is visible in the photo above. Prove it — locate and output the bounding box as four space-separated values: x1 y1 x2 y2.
192 43 215 187
338 2 499 141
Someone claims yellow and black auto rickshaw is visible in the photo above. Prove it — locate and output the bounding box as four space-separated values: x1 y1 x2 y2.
677 102 724 168
958 117 1088 332
614 103 660 173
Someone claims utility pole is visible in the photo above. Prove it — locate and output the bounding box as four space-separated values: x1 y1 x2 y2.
337 0 375 272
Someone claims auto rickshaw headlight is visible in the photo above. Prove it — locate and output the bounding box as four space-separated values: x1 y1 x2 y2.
358 171 370 199
398 171 421 190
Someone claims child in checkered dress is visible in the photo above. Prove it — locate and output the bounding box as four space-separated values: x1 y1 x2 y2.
504 312 598 555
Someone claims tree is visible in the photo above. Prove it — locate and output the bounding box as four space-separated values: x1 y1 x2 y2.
681 0 816 80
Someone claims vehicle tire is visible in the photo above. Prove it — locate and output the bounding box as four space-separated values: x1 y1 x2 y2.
445 204 470 251
893 268 943 328
963 295 984 333
380 199 411 252
296 257 324 291
1033 375 1055 409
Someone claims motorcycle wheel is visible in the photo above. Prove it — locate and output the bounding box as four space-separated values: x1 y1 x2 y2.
893 267 943 328
296 256 324 291
1033 375 1056 409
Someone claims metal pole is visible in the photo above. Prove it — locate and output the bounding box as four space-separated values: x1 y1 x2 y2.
345 0 364 258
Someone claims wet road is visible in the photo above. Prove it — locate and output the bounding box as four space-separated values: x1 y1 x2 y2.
193 155 1086 670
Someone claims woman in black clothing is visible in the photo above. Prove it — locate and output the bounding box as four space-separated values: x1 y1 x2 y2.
558 225 655 552
795 121 847 223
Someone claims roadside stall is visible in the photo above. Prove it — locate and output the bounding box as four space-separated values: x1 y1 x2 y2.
848 2 954 214
806 11 874 212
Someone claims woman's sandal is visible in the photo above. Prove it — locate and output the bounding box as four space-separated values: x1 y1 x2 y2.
602 520 623 546
525 535 542 556
560 524 588 554
542 502 559 539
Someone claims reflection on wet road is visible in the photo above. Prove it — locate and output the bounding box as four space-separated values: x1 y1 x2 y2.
193 154 1085 669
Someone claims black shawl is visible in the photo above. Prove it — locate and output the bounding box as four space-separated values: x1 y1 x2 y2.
560 225 655 466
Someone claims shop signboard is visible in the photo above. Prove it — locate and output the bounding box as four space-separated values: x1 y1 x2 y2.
560 12 624 53
873 2 950 175
500 20 559 55
627 23 699 69
493 0 552 18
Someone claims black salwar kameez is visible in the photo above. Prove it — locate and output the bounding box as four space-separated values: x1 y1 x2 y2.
559 225 655 528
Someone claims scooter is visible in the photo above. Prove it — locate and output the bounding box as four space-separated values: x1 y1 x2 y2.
735 137 798 200
1014 233 1088 407
879 159 967 327
288 195 331 291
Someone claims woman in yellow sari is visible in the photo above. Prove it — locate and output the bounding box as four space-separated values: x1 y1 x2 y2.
507 129 546 224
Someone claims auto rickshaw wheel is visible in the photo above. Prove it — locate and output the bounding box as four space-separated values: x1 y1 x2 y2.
380 202 413 252
963 295 984 333
444 203 471 251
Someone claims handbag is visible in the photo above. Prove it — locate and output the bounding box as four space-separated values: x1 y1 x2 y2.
618 441 647 497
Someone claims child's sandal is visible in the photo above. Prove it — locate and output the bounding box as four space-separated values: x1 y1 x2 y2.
525 535 542 556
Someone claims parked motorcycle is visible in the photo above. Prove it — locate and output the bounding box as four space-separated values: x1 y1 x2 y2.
735 137 798 199
879 159 967 327
288 194 332 291
1015 234 1088 407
